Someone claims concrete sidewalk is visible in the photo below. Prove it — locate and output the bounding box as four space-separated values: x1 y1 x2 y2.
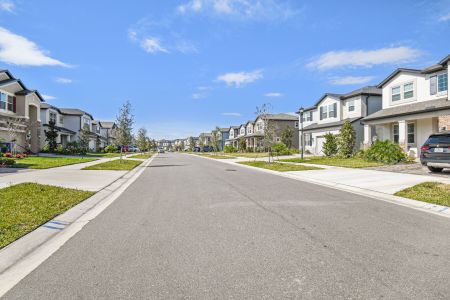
0 155 137 191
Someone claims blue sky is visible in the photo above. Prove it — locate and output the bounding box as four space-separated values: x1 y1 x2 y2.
0 0 449 139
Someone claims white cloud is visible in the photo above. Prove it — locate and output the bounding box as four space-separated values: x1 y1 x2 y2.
55 77 72 84
175 40 199 54
222 112 241 117
141 38 169 54
0 27 70 67
128 29 138 42
264 92 283 97
439 13 450 22
329 76 375 85
307 46 421 71
42 94 56 100
192 86 211 99
0 0 14 12
217 69 263 87
177 0 299 21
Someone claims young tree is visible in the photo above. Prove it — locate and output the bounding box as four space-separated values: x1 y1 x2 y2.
79 124 91 153
238 137 246 152
281 126 294 149
44 120 58 153
322 133 338 157
211 126 221 153
338 120 356 158
188 137 194 151
115 100 134 152
256 103 275 162
136 127 148 152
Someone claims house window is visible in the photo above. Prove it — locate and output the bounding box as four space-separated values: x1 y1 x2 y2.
257 122 263 131
7 95 13 111
407 123 415 144
247 127 252 134
328 103 336 118
275 137 280 142
304 133 313 146
49 112 57 123
295 121 299 128
59 115 64 124
438 73 448 92
403 82 414 99
302 112 312 122
0 92 7 110
393 124 399 143
391 86 401 101
321 106 328 119
240 128 245 135
348 100 355 112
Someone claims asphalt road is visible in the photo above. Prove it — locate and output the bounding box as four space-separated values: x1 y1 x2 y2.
4 153 450 299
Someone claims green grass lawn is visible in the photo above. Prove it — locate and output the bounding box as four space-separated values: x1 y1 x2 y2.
194 153 234 159
85 152 123 158
0 183 94 249
238 161 322 172
12 156 98 169
128 152 154 159
395 182 450 207
82 159 142 171
280 156 385 168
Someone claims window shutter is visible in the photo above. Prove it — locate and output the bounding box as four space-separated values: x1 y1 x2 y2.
12 96 16 113
430 75 437 95
333 103 337 117
310 112 313 122
320 107 323 120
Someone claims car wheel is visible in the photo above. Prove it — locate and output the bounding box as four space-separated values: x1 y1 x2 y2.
427 166 443 173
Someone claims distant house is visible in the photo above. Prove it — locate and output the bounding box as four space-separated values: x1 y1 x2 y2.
40 103 76 148
299 86 382 155
59 108 99 151
158 139 172 150
198 132 212 147
211 127 230 151
225 126 240 148
97 121 117 145
362 54 450 158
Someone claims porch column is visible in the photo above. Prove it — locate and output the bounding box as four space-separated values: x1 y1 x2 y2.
363 124 372 149
398 120 408 152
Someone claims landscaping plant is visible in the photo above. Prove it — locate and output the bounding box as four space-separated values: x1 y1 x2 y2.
338 121 356 158
364 140 407 164
224 145 237 153
44 120 58 153
322 133 338 157
281 126 294 149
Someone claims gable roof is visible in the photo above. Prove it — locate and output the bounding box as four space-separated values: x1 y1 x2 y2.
377 68 422 88
99 121 115 129
439 54 450 65
59 108 93 119
0 70 44 102
257 113 298 121
15 89 45 102
340 86 381 100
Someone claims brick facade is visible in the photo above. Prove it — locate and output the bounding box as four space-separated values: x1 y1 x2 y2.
439 115 450 131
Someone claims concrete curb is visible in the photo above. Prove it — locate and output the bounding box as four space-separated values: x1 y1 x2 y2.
189 154 450 219
0 154 156 297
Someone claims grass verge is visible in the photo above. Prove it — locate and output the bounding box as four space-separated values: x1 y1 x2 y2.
0 183 94 249
280 157 384 168
13 156 98 169
194 153 234 159
394 182 450 207
82 159 142 171
238 161 322 172
128 152 154 159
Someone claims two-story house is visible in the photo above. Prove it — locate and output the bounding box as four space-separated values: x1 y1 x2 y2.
299 86 382 155
40 103 76 149
249 113 299 150
225 126 240 148
0 69 44 153
97 121 117 145
362 54 450 158
198 132 212 147
59 108 98 151
211 127 230 151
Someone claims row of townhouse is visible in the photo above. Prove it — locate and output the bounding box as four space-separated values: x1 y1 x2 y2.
0 69 117 153
299 54 450 158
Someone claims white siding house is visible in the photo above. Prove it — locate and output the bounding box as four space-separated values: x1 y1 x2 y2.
362 54 450 158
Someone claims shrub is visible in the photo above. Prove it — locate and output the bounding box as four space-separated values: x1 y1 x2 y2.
272 142 290 155
3 152 12 158
338 121 356 158
322 133 338 157
41 144 50 153
0 157 15 167
224 145 237 153
364 140 407 164
15 153 25 159
65 141 87 155
104 144 119 153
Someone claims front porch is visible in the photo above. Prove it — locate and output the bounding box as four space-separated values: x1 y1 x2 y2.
364 115 447 158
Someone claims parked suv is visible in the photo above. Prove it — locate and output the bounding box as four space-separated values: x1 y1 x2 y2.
420 132 450 173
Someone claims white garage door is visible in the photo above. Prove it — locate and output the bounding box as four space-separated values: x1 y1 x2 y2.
315 137 324 155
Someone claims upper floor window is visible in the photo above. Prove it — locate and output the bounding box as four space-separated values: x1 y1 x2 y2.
320 103 337 120
256 122 263 131
247 127 252 134
438 73 448 93
302 111 312 122
0 92 14 112
403 82 414 99
240 128 245 135
0 93 6 110
348 100 355 112
49 112 57 123
391 86 401 101
59 115 64 124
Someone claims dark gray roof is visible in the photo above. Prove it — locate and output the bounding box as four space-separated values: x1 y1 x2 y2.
302 117 362 132
421 64 445 74
99 121 115 129
59 108 93 119
263 113 298 121
439 54 450 65
43 124 76 134
362 98 450 122
340 86 381 100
